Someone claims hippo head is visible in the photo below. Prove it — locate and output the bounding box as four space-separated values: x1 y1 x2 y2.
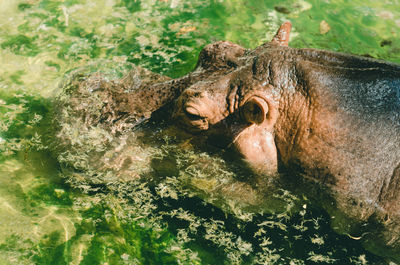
173 22 292 175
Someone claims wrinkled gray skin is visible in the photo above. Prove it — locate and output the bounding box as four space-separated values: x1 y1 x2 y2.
62 23 400 260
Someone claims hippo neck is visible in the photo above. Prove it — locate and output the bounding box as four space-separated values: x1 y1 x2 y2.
255 45 400 162
266 46 400 212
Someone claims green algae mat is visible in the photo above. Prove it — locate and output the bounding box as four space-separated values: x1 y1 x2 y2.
1 0 400 264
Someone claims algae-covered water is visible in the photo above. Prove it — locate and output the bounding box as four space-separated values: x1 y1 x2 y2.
1 0 400 264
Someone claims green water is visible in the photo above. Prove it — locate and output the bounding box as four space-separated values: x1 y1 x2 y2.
1 0 400 264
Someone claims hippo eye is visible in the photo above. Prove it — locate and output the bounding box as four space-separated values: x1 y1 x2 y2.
184 106 204 120
185 110 203 120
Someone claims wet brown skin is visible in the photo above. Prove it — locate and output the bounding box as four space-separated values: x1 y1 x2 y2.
61 22 400 260
171 23 400 258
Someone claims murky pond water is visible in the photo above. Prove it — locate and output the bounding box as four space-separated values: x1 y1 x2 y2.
1 0 400 264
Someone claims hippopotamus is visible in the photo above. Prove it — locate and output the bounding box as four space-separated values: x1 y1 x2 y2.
170 22 400 258
58 22 400 260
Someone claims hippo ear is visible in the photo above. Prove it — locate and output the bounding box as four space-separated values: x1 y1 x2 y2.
196 41 246 69
241 97 268 125
270 21 292 47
